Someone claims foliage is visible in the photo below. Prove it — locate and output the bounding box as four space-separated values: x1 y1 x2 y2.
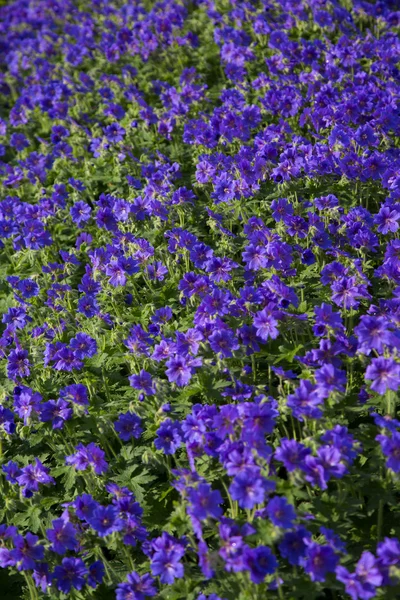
0 1 400 599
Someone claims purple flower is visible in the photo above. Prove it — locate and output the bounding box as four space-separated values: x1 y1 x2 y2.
13 388 41 424
165 355 201 387
129 370 155 396
287 380 324 421
66 443 108 474
78 294 99 317
114 412 143 441
151 548 184 585
104 103 125 120
188 483 223 520
69 178 86 191
84 442 109 474
205 256 238 283
209 328 239 358
336 550 384 600
242 244 268 270
32 563 52 593
0 406 16 435
2 460 21 484
365 358 400 394
279 527 311 566
40 398 72 429
271 197 293 221
155 419 182 455
218 522 246 572
182 413 207 444
87 505 124 537
0 525 17 542
320 527 346 553
11 533 44 571
47 518 79 555
321 425 360 465
315 364 346 397
336 566 365 600
377 537 400 566
124 325 152 356
240 401 278 441
122 516 148 547
243 546 277 583
152 307 173 325
15 278 39 299
212 174 236 204
66 444 90 471
60 383 89 406
266 496 296 529
53 557 88 594
70 333 97 359
229 469 265 509
74 494 97 521
307 446 346 488
103 123 125 143
301 542 338 582
147 261 168 281
7 348 30 380
87 561 105 588
374 205 400 234
53 346 83 371
313 303 344 337
76 232 92 248
356 551 383 588
253 307 280 341
2 307 30 330
355 124 378 147
105 258 128 287
70 201 91 226
0 548 16 568
275 438 311 472
10 132 29 151
355 316 395 355
116 571 157 600
16 459 55 497
331 276 363 309
376 432 400 472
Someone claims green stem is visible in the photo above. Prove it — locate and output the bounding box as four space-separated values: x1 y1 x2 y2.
276 573 284 600
102 368 112 403
122 545 135 571
386 390 394 417
101 433 118 460
290 415 297 441
97 547 118 585
222 480 236 519
377 498 384 541
23 572 38 600
251 354 256 384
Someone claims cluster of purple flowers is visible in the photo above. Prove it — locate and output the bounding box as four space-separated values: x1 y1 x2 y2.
1 0 400 598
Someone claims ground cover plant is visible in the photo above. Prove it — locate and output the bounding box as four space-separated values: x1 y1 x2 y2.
1 0 400 598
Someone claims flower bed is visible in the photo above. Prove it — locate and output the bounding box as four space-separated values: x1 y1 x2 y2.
1 1 400 599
